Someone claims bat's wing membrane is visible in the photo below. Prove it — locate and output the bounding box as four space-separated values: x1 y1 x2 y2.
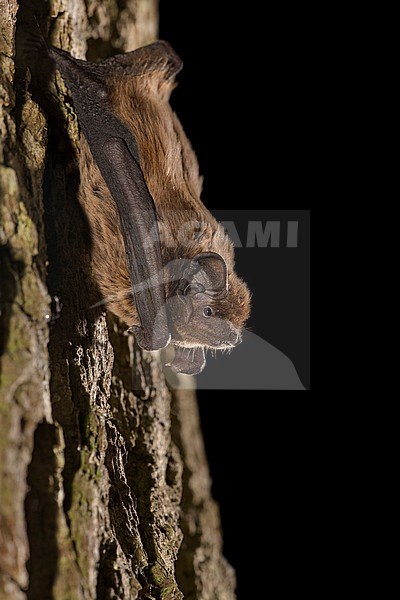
102 137 171 351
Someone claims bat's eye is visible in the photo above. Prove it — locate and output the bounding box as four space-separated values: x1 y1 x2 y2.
203 306 213 318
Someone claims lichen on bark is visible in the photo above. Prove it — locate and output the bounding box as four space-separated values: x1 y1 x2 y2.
0 1 236 599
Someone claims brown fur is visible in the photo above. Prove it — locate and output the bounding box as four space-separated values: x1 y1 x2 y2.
78 47 250 338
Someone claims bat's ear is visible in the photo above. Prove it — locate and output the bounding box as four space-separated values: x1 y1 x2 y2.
181 252 228 297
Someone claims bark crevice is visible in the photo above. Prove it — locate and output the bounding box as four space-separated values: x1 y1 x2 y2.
25 422 62 600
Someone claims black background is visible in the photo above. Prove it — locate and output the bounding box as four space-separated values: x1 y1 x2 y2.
160 3 311 597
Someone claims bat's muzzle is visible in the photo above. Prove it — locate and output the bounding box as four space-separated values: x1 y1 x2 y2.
227 330 242 347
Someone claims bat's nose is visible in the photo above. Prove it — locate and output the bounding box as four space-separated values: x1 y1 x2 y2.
228 330 242 347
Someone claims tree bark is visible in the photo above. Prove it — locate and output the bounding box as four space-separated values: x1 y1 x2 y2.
0 2 235 599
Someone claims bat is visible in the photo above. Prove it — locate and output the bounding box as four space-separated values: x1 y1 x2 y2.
35 33 251 375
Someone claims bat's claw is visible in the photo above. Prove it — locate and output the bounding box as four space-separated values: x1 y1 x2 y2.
132 325 171 352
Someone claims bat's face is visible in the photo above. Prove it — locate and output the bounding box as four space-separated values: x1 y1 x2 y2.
170 293 242 349
168 252 250 350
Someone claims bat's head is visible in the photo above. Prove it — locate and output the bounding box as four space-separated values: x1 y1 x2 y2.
168 252 250 355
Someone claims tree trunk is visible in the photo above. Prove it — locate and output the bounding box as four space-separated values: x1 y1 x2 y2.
0 2 235 598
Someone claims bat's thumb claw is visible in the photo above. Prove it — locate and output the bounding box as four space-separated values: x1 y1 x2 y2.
132 325 171 352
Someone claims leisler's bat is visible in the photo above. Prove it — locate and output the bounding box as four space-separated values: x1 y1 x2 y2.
35 30 251 375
